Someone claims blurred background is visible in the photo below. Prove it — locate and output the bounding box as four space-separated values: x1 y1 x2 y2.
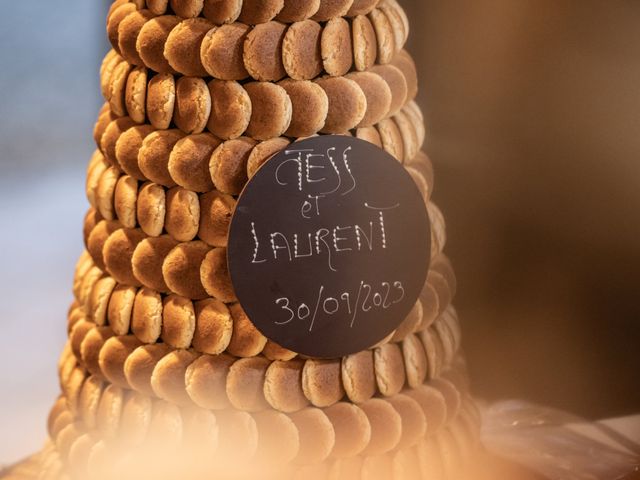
0 0 638 465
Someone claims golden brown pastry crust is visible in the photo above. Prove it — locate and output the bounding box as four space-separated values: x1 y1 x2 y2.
164 18 213 76
201 23 250 80
282 20 323 80
321 17 353 76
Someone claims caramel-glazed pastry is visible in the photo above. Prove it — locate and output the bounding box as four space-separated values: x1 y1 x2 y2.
419 328 441 380
95 383 125 439
70 322 94 363
81 217 98 265
406 151 435 200
428 202 447 259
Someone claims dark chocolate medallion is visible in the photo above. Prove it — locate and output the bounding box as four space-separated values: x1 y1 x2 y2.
228 136 430 358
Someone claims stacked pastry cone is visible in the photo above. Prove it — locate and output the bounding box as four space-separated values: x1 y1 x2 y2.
28 1 484 479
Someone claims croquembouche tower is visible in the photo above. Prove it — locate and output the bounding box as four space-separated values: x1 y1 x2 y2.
33 0 481 478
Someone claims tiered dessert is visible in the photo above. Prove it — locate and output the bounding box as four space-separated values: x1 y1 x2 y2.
32 1 481 478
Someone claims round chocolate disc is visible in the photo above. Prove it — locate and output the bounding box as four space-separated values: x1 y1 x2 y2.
228 136 430 358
